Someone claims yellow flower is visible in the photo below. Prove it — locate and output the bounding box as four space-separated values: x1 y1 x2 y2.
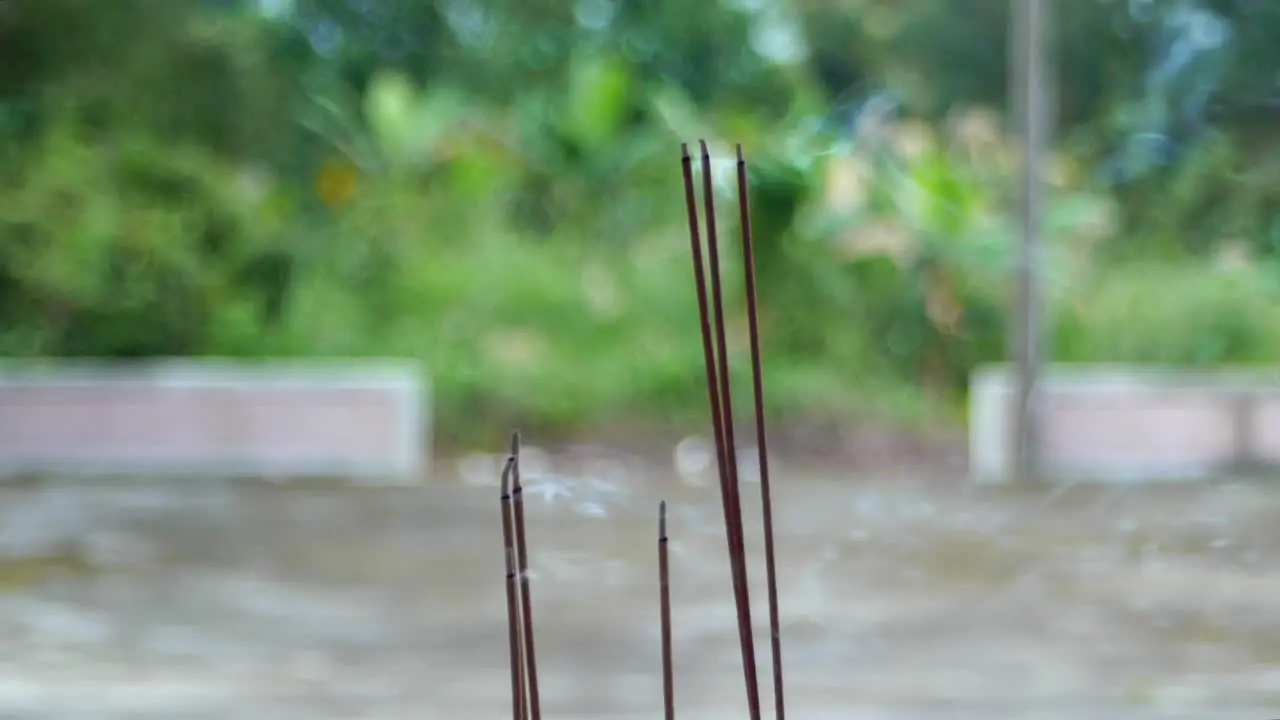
316 158 361 209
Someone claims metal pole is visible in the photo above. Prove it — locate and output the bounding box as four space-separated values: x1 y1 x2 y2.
1011 0 1047 482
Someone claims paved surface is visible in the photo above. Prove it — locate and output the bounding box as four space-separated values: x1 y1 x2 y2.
2 447 1280 718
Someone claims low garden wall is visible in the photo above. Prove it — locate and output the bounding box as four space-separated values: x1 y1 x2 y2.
0 360 428 483
970 364 1280 483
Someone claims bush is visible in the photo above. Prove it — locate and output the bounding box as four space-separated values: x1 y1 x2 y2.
1058 261 1280 365
7 79 1278 444
0 125 287 357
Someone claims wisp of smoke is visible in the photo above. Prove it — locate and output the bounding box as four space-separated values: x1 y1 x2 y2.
1103 0 1233 183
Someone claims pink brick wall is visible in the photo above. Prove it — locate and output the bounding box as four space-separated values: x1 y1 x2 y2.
970 365 1280 482
0 362 426 481
1037 388 1238 478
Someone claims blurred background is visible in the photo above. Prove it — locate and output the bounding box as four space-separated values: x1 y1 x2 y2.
4 0 1280 717
6 0 1278 450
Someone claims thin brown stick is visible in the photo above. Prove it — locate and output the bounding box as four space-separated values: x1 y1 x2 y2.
735 144 785 720
681 141 762 720
659 501 675 720
680 142 752 704
500 456 527 720
699 140 762 720
680 143 753 701
510 431 542 720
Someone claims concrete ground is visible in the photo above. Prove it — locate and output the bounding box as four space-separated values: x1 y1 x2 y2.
1 446 1280 718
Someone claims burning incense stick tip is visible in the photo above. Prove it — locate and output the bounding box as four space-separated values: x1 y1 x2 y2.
736 143 744 162
500 456 514 494
681 142 689 160
698 138 709 157
510 430 521 458
659 501 667 540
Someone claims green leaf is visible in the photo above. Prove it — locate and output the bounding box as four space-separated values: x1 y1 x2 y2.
363 69 418 163
563 53 632 151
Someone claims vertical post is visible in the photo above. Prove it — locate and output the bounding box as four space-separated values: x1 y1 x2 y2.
1011 0 1048 482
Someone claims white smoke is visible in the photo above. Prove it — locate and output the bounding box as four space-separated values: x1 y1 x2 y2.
1105 0 1233 182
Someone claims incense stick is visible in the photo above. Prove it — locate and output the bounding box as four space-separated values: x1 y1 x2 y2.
510 431 542 720
699 140 762 720
500 456 527 720
488 142 786 720
735 143 786 720
659 500 675 720
680 141 762 720
679 142 752 682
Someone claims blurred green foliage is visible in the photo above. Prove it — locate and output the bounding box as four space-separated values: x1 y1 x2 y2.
3 0 1280 441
